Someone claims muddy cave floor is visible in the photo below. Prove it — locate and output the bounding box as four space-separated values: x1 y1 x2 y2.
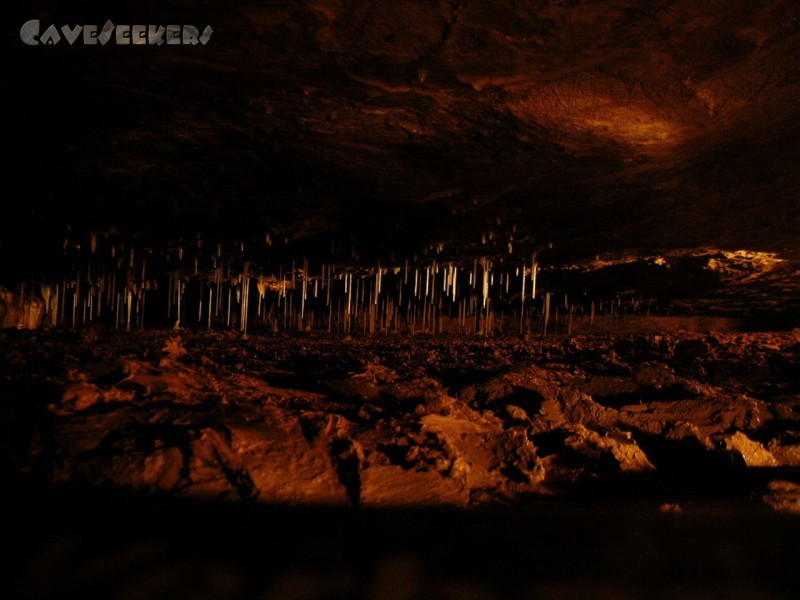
3 326 800 598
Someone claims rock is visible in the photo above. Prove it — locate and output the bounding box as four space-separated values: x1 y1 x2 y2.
768 438 800 466
228 410 348 504
723 432 778 467
564 425 655 473
763 480 800 513
359 464 466 505
0 287 44 329
580 376 639 398
633 362 676 388
505 404 530 423
5 329 800 512
141 447 184 490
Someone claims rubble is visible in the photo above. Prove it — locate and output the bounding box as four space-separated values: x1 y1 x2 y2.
3 327 799 509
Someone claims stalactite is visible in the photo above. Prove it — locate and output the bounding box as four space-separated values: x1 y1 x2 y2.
208 287 213 329
543 292 551 336
241 264 250 336
8 227 649 338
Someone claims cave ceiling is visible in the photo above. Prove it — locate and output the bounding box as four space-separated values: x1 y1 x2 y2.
3 1 800 311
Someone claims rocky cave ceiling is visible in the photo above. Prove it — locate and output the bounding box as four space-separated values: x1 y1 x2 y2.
3 0 800 314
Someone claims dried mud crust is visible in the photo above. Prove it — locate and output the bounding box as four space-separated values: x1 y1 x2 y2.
2 328 800 511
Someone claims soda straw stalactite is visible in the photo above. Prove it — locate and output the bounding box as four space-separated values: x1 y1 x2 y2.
208 285 213 330
126 279 133 332
543 291 551 336
9 226 678 337
241 263 251 337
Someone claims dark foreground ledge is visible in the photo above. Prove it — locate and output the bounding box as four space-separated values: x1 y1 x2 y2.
6 480 800 600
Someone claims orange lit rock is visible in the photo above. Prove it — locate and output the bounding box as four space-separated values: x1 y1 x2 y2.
0 287 44 330
5 328 800 509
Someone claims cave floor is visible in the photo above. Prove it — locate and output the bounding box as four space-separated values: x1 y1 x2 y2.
3 326 800 598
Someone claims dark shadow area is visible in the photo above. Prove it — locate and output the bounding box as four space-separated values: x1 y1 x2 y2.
6 479 800 599
633 432 751 499
592 383 702 409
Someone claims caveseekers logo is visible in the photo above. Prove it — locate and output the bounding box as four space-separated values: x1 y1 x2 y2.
20 19 213 46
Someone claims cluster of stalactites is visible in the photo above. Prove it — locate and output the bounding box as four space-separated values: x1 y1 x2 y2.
13 231 656 335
